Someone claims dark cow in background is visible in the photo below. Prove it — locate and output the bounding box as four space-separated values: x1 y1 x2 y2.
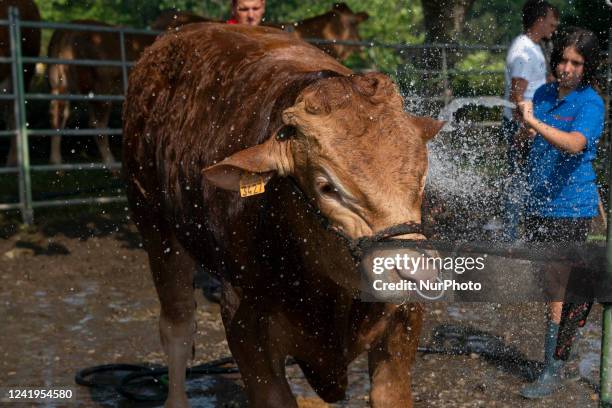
149 9 211 31
272 2 369 61
0 0 40 166
124 23 443 408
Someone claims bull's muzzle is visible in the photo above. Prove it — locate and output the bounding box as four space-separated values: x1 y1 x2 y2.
359 244 444 303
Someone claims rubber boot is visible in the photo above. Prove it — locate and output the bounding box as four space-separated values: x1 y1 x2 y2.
562 328 583 381
520 321 566 399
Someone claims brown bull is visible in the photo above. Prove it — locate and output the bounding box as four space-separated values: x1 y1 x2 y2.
123 23 442 408
0 0 40 166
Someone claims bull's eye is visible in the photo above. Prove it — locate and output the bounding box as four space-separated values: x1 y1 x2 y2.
315 177 340 200
320 184 334 194
276 125 296 140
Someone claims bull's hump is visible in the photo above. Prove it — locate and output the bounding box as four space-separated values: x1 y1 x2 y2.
264 45 348 71
176 23 349 74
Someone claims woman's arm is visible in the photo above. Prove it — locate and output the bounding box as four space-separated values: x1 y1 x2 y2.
518 101 587 154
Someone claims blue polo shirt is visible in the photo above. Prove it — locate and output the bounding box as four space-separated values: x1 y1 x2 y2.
526 83 604 218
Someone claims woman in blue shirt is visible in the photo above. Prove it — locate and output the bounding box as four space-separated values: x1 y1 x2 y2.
517 27 604 398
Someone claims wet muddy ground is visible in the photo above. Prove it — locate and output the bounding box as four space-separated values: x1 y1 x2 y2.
0 208 603 407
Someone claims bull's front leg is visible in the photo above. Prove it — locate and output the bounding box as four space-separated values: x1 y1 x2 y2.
143 227 196 408
224 302 297 408
368 304 423 408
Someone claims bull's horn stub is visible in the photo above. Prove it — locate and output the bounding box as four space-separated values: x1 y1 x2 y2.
239 173 265 197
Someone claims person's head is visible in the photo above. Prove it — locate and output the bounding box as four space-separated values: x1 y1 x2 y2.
550 27 600 90
522 0 559 40
232 0 265 26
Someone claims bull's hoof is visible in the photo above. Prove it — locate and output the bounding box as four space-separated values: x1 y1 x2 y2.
297 396 330 408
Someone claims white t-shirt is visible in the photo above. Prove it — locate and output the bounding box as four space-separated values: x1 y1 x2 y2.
503 34 547 119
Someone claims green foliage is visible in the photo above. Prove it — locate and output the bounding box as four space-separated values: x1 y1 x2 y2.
32 0 605 95
35 0 224 27
263 1 425 74
452 50 504 96
464 0 571 46
563 0 611 50
347 0 424 74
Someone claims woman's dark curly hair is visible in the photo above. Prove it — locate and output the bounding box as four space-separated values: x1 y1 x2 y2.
550 27 601 88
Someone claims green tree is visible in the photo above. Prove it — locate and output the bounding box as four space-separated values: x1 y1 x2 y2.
36 0 220 27
563 0 611 50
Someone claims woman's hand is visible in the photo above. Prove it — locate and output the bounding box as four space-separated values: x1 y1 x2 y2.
517 100 535 125
517 99 587 154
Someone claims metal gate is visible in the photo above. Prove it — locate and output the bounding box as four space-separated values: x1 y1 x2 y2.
0 7 159 224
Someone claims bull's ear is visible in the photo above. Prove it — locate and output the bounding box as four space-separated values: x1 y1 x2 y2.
355 12 369 23
407 114 445 141
202 137 291 191
333 3 351 13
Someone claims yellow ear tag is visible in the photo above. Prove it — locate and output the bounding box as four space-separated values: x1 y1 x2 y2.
239 173 265 197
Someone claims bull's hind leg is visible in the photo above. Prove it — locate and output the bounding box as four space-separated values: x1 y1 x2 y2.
49 89 70 165
222 301 297 408
88 101 115 165
142 225 196 408
368 304 423 408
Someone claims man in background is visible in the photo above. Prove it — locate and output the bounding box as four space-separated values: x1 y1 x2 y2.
227 0 266 26
502 0 559 241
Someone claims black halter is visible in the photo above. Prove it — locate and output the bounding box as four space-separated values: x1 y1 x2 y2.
286 176 423 259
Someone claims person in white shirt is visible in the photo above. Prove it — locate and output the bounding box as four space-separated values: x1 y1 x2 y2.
502 0 559 241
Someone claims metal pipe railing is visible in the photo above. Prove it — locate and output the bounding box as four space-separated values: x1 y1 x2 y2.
27 129 123 137
31 162 121 172
305 37 507 52
23 56 135 67
9 8 32 224
0 18 161 35
24 93 125 102
599 17 612 408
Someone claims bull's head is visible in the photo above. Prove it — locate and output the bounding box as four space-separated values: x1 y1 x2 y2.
204 73 443 245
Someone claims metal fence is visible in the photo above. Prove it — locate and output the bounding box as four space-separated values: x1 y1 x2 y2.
0 8 610 224
0 8 161 223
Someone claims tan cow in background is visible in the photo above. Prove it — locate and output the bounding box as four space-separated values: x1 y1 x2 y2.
45 15 200 166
